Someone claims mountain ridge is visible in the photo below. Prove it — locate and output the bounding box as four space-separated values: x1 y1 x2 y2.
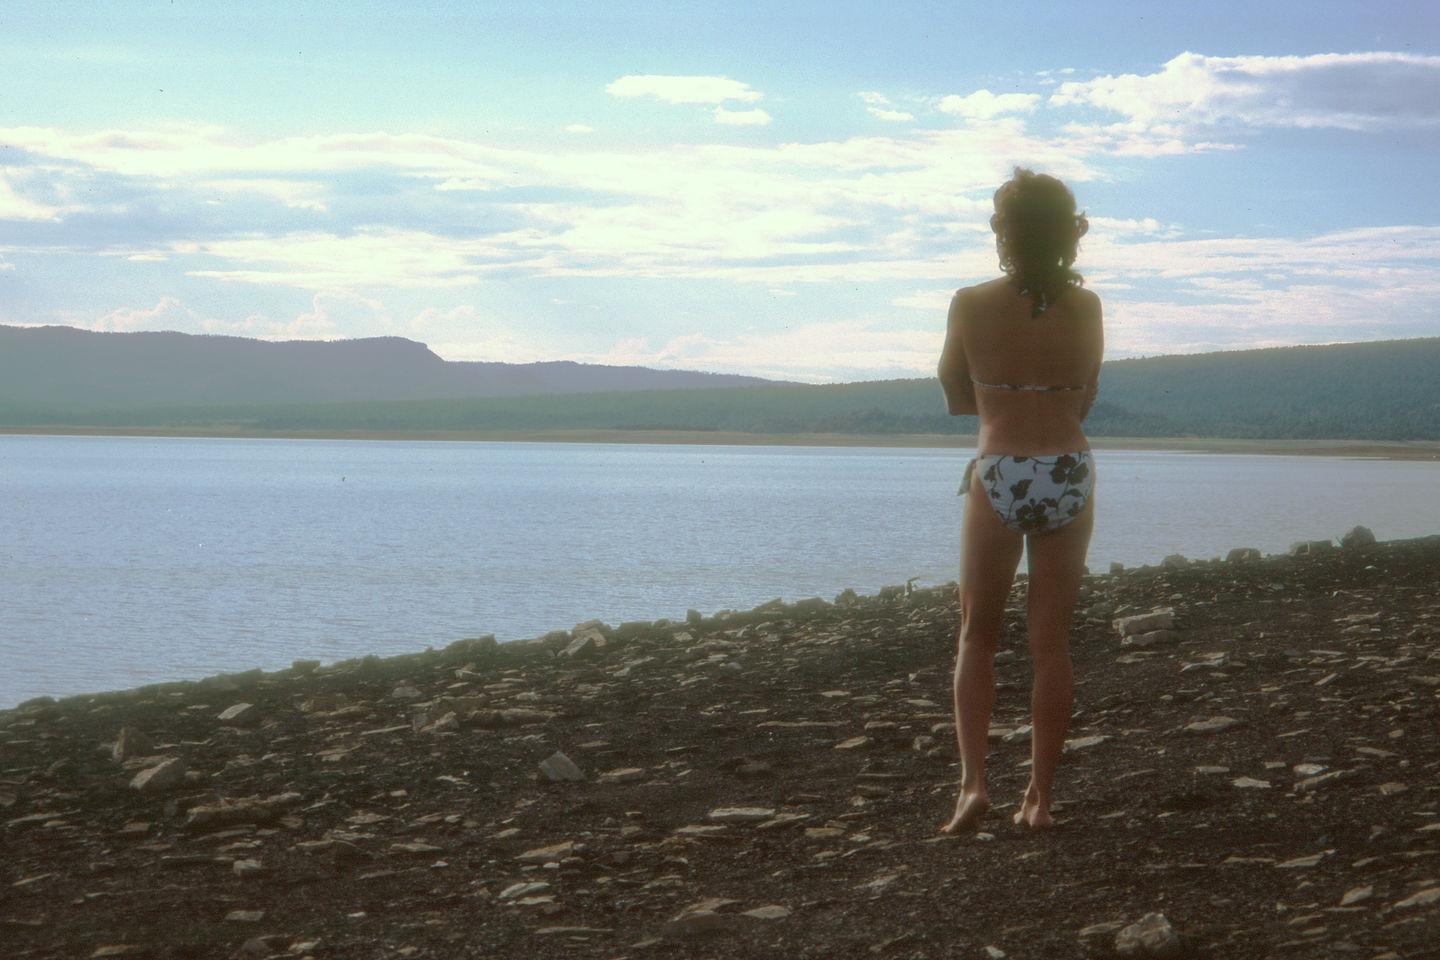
0 325 783 410
3 326 1439 441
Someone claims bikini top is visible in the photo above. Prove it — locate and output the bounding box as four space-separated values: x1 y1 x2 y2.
970 376 1087 392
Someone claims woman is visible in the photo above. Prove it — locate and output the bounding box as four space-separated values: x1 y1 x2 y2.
937 168 1102 833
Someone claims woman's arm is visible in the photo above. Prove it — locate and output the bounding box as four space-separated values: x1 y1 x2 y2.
938 291 978 415
1078 294 1104 421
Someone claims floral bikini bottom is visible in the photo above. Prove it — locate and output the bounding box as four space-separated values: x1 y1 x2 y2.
960 451 1094 534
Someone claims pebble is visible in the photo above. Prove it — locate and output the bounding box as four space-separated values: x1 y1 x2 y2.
1183 716 1241 735
742 905 791 919
1115 912 1182 959
538 751 585 782
1339 885 1372 906
707 807 777 823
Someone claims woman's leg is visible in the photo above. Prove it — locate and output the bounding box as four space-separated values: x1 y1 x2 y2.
1014 498 1094 828
941 471 1023 834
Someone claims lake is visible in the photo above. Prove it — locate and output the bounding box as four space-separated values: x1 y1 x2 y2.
2 435 1436 706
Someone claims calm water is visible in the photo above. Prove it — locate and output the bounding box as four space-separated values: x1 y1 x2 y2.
2 436 1436 706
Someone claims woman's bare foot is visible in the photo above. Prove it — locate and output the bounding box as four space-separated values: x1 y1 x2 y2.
1012 791 1055 830
940 790 990 834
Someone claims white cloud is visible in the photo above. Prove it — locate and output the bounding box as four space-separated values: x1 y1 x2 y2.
579 320 946 382
0 168 66 220
605 74 762 105
1052 51 1440 130
857 91 914 122
565 124 595 134
195 177 329 211
937 90 1040 119
892 289 955 311
713 106 771 126
294 290 389 338
94 296 201 333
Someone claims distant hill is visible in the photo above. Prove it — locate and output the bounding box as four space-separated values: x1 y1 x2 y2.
0 325 779 413
2 327 1438 441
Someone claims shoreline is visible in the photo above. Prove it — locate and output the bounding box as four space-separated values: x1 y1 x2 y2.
3 425 1438 459
4 535 1439 958
6 532 1425 712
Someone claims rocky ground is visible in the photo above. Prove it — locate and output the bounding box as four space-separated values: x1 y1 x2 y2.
3 536 1439 960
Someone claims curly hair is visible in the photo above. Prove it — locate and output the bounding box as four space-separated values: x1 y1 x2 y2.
990 168 1089 304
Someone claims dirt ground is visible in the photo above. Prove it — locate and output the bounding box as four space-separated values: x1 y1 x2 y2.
3 537 1438 959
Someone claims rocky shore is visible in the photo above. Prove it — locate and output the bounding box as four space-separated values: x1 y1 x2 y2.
3 536 1438 959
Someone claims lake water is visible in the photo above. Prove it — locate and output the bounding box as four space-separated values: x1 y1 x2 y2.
2 435 1436 707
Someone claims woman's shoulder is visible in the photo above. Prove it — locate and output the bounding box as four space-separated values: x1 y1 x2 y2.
952 277 1011 304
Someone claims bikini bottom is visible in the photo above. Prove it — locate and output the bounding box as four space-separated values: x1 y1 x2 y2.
960 451 1094 534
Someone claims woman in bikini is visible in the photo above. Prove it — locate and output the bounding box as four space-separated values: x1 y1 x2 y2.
937 168 1102 833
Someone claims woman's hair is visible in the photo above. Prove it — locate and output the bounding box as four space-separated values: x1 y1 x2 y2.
990 167 1089 296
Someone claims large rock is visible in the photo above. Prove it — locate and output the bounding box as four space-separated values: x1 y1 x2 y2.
538 751 585 782
129 757 187 792
1115 608 1174 637
1225 547 1261 562
1341 525 1376 549
112 726 153 761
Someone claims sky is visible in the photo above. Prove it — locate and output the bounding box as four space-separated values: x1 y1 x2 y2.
2 1 1439 382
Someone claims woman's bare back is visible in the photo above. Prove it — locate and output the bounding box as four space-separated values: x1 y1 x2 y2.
938 278 1103 456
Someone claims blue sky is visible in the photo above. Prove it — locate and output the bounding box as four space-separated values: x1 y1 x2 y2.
3 1 1438 381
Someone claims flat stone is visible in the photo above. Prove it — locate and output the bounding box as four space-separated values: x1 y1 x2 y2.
223 910 265 923
560 635 598 659
1231 777 1271 789
516 842 574 863
232 859 265 878
1115 608 1174 636
742 905 792 920
538 752 585 782
217 703 261 728
1183 716 1241 735
598 767 646 783
1393 887 1440 910
499 881 552 901
834 736 871 750
129 757 187 792
1339 885 1372 906
186 793 300 830
1115 912 1181 959
391 841 444 854
1124 629 1178 648
111 726 153 761
707 807 777 823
